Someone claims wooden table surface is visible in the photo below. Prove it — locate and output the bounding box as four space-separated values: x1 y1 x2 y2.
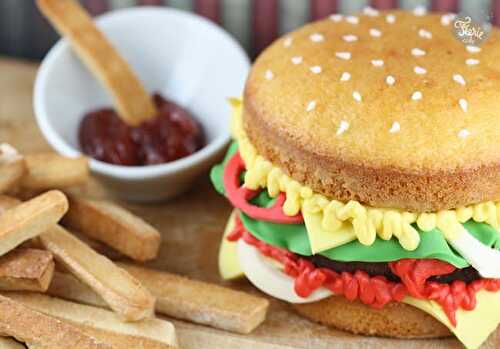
1 57 498 349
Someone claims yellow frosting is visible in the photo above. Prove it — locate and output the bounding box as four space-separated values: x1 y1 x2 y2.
230 98 500 251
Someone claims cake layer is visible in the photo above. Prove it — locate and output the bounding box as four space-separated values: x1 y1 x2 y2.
243 10 500 211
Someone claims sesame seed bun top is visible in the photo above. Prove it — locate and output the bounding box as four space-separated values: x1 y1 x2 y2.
243 9 500 211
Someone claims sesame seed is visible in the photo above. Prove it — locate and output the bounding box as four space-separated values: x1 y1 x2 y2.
466 45 481 53
458 129 470 138
343 34 358 42
310 66 322 74
418 29 432 39
369 28 382 38
306 100 317 112
453 74 466 86
371 59 384 67
386 14 396 24
291 56 303 65
389 121 401 133
346 16 359 25
411 91 423 101
414 66 427 75
340 72 351 82
459 98 468 112
363 6 379 17
336 52 351 60
386 75 396 85
310 33 324 42
265 70 274 80
353 91 362 102
411 48 426 57
413 5 427 16
466 58 480 66
330 14 343 22
283 37 293 48
441 13 456 26
336 120 350 135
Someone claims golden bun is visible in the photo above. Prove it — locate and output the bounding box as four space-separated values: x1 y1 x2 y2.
292 296 451 338
243 10 500 211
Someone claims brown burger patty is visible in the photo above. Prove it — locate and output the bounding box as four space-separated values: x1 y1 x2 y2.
309 255 480 284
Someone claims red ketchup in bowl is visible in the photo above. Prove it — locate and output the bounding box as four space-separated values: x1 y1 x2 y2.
79 94 205 166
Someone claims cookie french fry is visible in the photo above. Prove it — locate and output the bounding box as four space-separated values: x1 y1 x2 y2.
0 337 25 349
0 195 120 261
48 271 107 308
0 195 123 258
63 196 161 261
39 225 155 321
0 144 26 194
21 154 89 190
0 196 20 214
36 0 156 126
49 265 269 334
0 248 54 292
0 294 111 348
121 263 269 334
7 293 177 349
0 190 68 256
70 230 124 261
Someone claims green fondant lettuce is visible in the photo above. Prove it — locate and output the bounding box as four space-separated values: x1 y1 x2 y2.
210 141 238 195
241 209 500 268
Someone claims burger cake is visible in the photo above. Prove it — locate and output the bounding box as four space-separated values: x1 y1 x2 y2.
211 8 500 349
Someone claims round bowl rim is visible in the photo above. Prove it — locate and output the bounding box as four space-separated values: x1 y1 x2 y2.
33 6 249 180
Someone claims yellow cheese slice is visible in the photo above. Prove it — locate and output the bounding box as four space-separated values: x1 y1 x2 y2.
403 291 500 349
303 210 356 254
218 210 244 280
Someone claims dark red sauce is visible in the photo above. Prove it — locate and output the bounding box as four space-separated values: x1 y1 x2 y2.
79 94 205 166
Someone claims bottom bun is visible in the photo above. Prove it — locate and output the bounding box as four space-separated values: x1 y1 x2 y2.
292 296 451 339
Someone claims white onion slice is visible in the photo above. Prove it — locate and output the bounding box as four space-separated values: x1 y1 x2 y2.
448 225 500 279
237 240 333 303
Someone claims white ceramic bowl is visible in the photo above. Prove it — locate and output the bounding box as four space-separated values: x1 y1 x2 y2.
34 7 249 202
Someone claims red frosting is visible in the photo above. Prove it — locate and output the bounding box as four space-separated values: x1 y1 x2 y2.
223 152 303 224
229 216 500 327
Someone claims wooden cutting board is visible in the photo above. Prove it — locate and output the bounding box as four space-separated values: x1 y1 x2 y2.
1 57 498 349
